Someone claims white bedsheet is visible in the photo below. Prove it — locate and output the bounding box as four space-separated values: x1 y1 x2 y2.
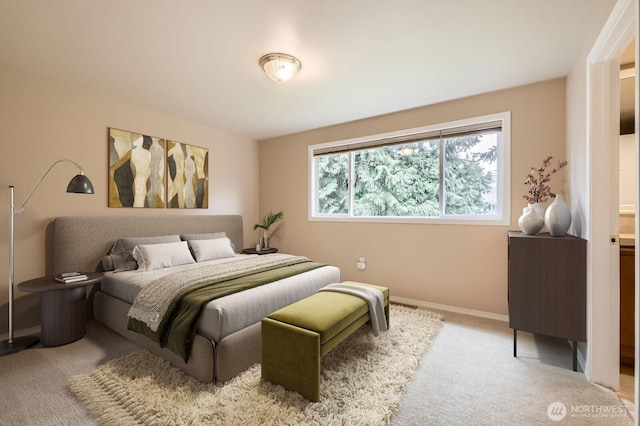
102 255 248 303
101 255 340 342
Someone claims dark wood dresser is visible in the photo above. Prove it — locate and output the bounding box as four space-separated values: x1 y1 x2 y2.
507 231 586 371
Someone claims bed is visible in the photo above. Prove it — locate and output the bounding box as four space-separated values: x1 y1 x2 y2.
51 215 340 382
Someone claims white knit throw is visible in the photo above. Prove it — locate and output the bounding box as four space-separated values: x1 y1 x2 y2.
318 283 388 336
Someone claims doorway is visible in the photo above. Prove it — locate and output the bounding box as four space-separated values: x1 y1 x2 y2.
586 0 638 420
618 40 635 412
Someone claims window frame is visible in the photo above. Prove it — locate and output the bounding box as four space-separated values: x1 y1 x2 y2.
308 112 511 225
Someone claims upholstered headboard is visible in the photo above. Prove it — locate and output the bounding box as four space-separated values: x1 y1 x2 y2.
52 215 243 275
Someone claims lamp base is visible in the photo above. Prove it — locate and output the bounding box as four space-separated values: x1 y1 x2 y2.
0 335 39 356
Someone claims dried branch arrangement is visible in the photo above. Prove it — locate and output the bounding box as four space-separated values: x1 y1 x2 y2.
523 156 567 204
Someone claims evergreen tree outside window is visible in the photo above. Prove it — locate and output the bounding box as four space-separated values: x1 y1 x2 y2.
317 154 349 214
310 112 510 225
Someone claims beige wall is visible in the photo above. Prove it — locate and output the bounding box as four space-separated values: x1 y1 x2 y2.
565 0 617 238
565 0 621 367
258 78 567 316
0 67 259 333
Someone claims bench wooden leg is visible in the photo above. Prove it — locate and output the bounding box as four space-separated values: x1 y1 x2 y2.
261 317 321 401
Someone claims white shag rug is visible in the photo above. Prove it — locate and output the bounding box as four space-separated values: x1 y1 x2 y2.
69 305 442 425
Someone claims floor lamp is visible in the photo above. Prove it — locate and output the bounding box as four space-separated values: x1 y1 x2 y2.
0 159 94 356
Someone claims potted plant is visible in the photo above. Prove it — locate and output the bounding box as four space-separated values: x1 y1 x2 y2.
253 210 284 250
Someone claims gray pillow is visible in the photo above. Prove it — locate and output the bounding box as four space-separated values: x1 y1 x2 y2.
102 235 182 271
180 232 227 241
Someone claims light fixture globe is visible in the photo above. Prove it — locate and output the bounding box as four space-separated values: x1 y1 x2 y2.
259 53 301 82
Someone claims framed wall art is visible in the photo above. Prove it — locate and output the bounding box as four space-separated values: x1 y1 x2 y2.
108 128 166 208
166 140 209 208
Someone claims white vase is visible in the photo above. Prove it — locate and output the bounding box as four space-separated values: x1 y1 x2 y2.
518 205 544 235
528 203 547 233
545 194 572 236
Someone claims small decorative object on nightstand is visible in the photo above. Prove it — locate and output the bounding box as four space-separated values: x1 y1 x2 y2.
17 272 103 346
253 210 284 250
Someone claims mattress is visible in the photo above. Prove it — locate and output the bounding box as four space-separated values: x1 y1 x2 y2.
101 255 340 342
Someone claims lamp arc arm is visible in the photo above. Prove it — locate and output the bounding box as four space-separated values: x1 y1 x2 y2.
16 159 87 212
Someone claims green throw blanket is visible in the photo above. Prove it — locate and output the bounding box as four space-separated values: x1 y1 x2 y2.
128 260 325 361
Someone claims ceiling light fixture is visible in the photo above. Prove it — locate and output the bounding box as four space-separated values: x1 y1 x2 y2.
259 53 301 82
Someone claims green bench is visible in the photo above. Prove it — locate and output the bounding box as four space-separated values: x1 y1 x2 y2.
261 281 390 401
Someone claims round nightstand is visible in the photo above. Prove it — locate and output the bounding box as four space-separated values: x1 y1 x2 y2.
17 272 103 346
242 247 278 255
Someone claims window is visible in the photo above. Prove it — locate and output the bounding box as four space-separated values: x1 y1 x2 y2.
309 112 511 225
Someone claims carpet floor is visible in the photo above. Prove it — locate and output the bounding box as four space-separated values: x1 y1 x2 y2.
0 305 633 425
68 305 442 425
391 312 633 425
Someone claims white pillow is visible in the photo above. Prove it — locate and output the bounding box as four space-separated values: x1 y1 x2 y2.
188 238 236 262
132 241 195 271
181 232 237 253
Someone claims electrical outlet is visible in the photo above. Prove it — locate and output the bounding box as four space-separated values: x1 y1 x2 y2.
356 257 366 270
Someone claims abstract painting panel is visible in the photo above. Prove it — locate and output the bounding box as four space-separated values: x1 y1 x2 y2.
108 128 165 208
167 140 209 208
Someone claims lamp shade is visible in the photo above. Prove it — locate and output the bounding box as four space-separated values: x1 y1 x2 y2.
66 174 94 194
259 53 301 82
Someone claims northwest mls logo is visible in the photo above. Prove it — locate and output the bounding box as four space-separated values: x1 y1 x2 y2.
547 402 567 421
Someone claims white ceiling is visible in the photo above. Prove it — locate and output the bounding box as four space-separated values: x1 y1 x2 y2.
0 1 612 140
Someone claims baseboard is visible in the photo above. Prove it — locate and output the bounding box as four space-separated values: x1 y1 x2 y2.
0 326 41 342
390 296 509 322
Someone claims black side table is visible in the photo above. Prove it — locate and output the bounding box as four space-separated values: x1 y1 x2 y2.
17 272 103 346
242 247 278 255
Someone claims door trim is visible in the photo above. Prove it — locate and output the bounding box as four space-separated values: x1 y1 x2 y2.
585 0 636 396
